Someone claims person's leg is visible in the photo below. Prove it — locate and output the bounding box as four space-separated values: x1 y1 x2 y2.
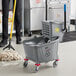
14 0 22 44
0 0 10 47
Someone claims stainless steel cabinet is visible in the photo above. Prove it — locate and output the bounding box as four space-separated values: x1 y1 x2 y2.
24 0 46 35
47 0 70 31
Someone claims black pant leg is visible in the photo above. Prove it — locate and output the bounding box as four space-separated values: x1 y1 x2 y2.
14 0 22 38
2 0 10 40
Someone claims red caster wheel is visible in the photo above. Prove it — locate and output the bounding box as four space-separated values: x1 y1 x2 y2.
23 59 28 67
35 64 40 72
53 59 59 68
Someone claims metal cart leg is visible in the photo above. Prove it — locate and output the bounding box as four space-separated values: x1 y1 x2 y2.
53 59 59 68
22 0 24 36
23 58 29 67
75 20 76 31
28 31 32 37
35 64 40 72
68 25 70 32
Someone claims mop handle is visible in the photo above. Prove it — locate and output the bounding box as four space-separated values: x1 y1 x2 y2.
10 0 16 39
64 4 66 30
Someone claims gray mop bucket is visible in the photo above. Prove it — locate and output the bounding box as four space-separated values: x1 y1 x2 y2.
42 20 65 42
23 36 59 63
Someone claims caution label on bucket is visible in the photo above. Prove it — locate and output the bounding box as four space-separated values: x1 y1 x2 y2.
55 28 60 32
45 48 51 57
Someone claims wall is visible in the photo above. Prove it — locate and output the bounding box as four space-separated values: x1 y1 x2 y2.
70 0 76 19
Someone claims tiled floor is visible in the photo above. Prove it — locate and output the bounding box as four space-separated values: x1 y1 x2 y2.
0 36 76 76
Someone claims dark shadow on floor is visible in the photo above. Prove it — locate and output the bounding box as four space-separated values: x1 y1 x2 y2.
62 31 76 42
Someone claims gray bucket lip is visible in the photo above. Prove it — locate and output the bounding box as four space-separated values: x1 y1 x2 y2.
42 20 64 25
23 36 59 47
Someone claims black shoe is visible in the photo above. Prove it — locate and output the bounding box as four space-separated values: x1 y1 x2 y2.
0 40 7 47
16 37 22 44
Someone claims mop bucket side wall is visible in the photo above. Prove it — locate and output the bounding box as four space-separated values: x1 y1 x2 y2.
37 40 59 63
23 36 59 63
23 37 44 62
23 45 39 62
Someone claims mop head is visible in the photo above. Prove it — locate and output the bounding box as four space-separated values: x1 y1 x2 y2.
0 50 22 61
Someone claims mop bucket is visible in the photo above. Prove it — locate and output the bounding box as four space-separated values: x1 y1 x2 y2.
23 36 59 71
